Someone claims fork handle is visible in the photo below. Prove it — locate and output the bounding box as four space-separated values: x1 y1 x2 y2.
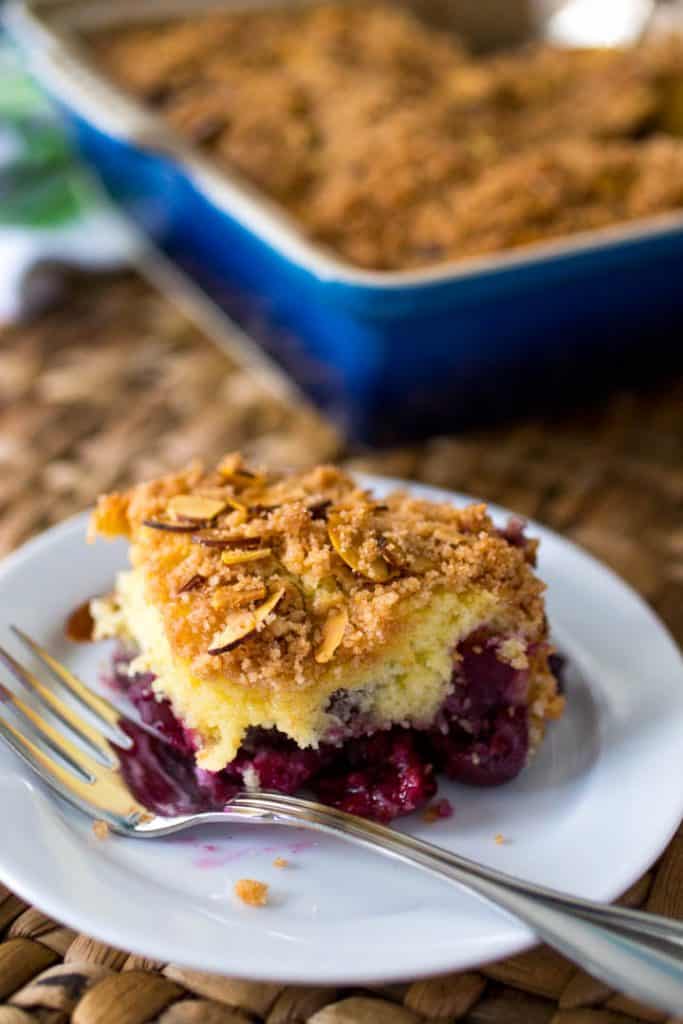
194 795 683 1014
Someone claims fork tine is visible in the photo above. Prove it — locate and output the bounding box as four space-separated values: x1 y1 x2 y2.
9 627 133 751
0 644 121 767
0 710 145 832
0 681 95 783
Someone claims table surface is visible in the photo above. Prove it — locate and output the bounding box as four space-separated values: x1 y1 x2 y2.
0 269 681 1024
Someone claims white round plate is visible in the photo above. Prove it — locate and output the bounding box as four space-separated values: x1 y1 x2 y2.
0 476 682 984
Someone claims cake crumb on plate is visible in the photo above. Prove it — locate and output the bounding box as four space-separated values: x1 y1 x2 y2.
92 819 110 840
234 878 269 906
273 857 288 869
494 833 507 845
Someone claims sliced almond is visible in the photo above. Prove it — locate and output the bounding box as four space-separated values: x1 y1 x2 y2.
217 452 265 489
217 452 243 477
222 585 268 608
235 471 266 489
193 532 261 549
315 606 348 663
208 586 285 654
225 496 248 527
168 495 227 522
142 519 197 534
221 547 272 566
177 573 206 595
328 512 393 582
211 585 267 610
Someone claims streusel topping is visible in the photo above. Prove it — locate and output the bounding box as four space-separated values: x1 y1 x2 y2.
91 456 546 692
90 3 683 270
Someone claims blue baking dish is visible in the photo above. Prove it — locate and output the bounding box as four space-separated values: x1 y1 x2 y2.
6 0 683 444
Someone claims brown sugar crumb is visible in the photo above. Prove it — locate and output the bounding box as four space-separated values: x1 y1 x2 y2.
90 6 683 271
92 819 110 841
234 878 269 906
90 456 549 697
273 857 289 869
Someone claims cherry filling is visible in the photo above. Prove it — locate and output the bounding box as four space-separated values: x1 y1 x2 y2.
428 633 530 787
108 631 543 823
314 731 437 822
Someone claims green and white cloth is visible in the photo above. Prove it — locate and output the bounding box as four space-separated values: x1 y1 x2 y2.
0 36 135 322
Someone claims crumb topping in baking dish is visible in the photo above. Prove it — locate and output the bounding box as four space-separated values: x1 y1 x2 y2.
89 2 683 270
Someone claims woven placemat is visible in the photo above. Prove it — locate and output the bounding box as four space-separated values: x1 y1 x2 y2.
1 269 682 1024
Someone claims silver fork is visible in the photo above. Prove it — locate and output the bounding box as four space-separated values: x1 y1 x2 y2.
1 628 683 1014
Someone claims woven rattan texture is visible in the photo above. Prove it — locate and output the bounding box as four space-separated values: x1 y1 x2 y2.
0 270 682 1023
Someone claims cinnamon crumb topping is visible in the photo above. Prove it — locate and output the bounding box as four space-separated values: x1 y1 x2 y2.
91 6 683 271
91 455 547 694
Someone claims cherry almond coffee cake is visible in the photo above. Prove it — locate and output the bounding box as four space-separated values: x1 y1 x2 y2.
89 456 564 822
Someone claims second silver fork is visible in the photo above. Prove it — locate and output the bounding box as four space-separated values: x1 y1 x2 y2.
1 626 683 1015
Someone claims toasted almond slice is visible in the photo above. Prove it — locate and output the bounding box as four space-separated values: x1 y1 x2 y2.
364 556 393 582
217 452 243 477
234 472 266 490
221 547 272 566
177 573 206 595
168 494 227 522
218 452 265 489
211 585 268 611
223 585 268 608
208 586 285 654
142 519 197 533
193 533 261 549
225 496 248 527
211 586 266 610
315 606 348 664
327 512 393 582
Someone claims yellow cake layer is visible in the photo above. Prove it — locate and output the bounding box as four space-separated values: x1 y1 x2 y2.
100 567 498 771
